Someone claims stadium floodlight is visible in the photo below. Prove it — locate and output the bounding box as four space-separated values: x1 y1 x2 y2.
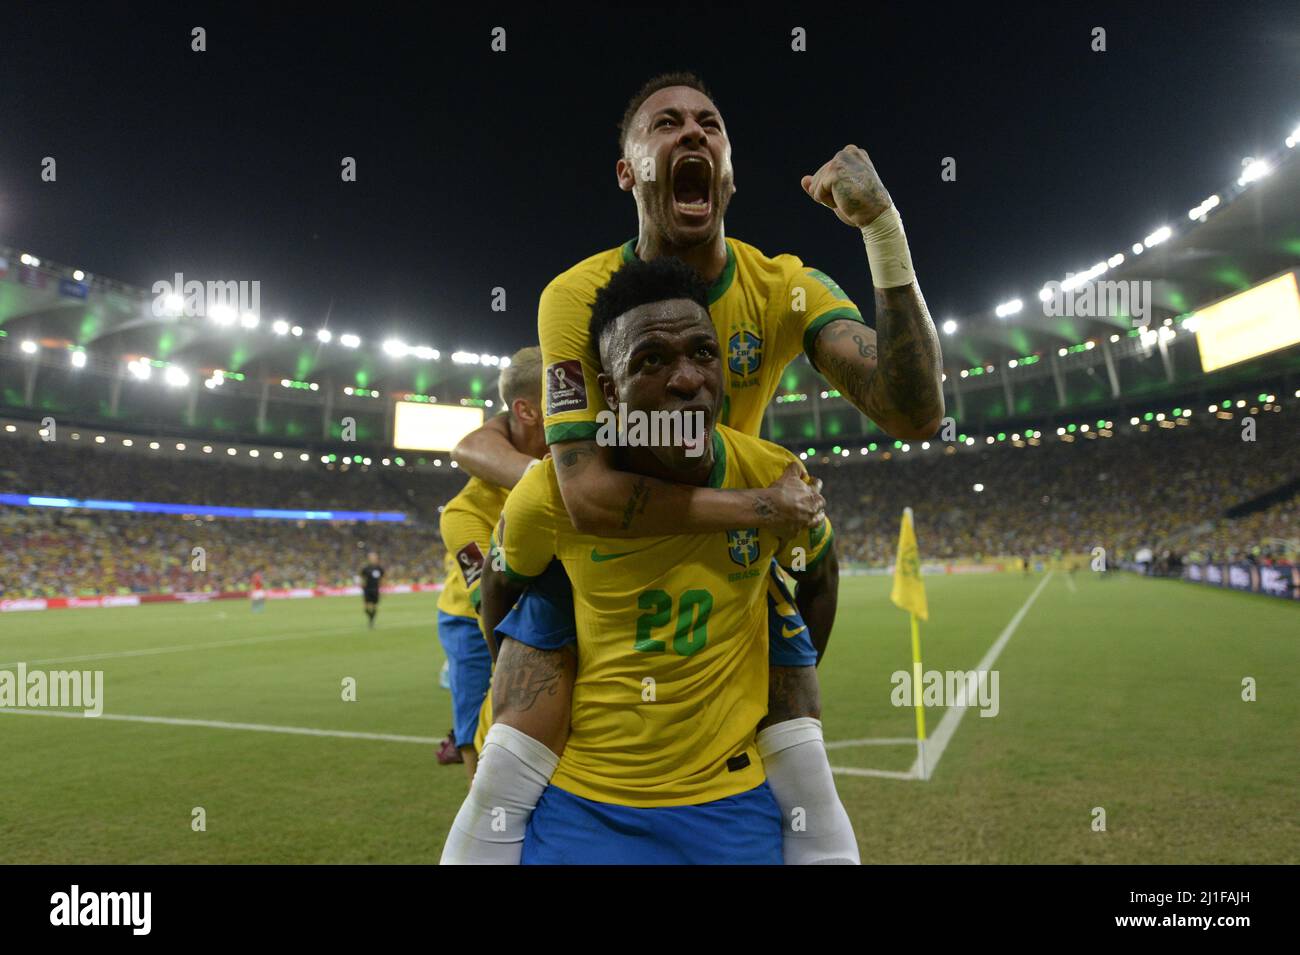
240 312 259 329
316 329 332 343
496 354 506 367
1084 340 1095 350
122 439 133 447
309 382 319 391
994 299 1023 318
362 457 372 466
202 445 212 453
226 448 237 456
95 435 106 443
163 366 190 387
73 269 85 282
485 399 493 408
1108 253 1124 268
451 351 479 364
1287 127 1299 148
942 319 958 335
319 455 329 464
383 339 409 358
433 459 442 467
1057 427 1066 435
959 369 968 378
209 304 237 326
973 483 984 492
381 458 390 466
1058 347 1067 357
149 441 160 450
299 452 309 461
249 449 259 457
272 319 290 335
1132 242 1144 255
273 451 283 460
280 379 291 387
176 443 186 450
3 424 14 432
21 340 39 355
19 253 32 266
413 345 437 360
1038 286 1053 302
1143 226 1172 248
1187 194 1220 220
1008 359 1018 368
340 333 360 348
344 386 353 395
128 358 152 380
162 293 184 316
1237 157 1271 187
291 325 303 337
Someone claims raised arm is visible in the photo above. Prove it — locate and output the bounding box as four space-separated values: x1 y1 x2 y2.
451 415 535 489
802 145 945 440
551 439 823 538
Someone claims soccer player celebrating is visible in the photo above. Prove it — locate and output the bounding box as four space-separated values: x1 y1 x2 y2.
359 552 383 629
449 71 943 840
442 257 856 864
435 347 548 781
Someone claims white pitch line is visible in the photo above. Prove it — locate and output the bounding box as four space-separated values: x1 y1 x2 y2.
909 570 1054 780
0 707 439 744
831 766 918 780
824 737 918 749
0 619 408 669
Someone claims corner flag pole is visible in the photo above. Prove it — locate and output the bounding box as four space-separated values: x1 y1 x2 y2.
891 506 931 782
910 611 928 781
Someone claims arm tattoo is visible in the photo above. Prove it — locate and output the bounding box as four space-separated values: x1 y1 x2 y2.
814 290 943 434
752 494 776 519
762 665 821 725
557 446 595 470
495 643 566 714
619 476 650 530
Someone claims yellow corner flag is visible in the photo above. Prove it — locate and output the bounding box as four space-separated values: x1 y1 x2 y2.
891 507 930 780
890 507 928 621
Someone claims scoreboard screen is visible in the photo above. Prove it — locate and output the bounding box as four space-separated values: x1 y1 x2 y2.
1195 270 1300 373
392 401 484 452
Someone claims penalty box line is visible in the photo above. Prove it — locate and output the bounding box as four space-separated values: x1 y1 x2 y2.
830 570 1055 782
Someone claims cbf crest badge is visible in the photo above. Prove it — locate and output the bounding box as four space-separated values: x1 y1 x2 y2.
727 528 760 567
727 330 762 376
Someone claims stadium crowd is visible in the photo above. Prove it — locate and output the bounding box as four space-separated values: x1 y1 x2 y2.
1 407 1296 598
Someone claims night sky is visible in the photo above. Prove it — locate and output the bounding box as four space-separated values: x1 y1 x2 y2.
1 1 1296 355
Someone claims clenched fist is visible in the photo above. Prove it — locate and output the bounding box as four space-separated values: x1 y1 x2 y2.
800 145 893 228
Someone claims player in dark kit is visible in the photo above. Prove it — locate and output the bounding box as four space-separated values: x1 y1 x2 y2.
359 551 384 628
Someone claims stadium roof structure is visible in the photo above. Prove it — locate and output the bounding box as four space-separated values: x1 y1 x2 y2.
1 132 1297 449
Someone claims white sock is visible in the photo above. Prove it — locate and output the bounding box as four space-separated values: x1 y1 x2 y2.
757 717 860 864
439 723 558 865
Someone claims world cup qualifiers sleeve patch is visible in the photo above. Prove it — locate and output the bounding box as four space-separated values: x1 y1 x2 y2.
545 360 588 415
456 542 486 587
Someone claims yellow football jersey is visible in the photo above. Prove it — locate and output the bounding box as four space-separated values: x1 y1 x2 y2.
437 475 509 619
540 236 865 443
493 426 834 807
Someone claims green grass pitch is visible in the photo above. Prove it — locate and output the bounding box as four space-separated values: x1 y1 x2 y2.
2 571 1296 863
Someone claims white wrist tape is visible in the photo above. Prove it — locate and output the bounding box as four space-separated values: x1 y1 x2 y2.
757 717 860 865
439 722 559 865
859 205 915 289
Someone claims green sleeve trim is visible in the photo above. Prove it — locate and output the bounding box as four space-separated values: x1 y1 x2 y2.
545 421 599 445
706 430 727 488
802 307 866 373
782 527 835 575
489 532 543 585
469 586 482 611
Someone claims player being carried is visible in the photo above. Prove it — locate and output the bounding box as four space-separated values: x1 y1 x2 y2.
443 257 850 863
448 72 944 853
434 347 548 780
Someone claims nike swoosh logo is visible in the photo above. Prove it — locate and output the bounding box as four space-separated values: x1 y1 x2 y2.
591 548 637 562
781 623 807 638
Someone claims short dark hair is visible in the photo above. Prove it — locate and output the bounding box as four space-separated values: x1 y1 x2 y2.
618 71 717 155
588 257 711 362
